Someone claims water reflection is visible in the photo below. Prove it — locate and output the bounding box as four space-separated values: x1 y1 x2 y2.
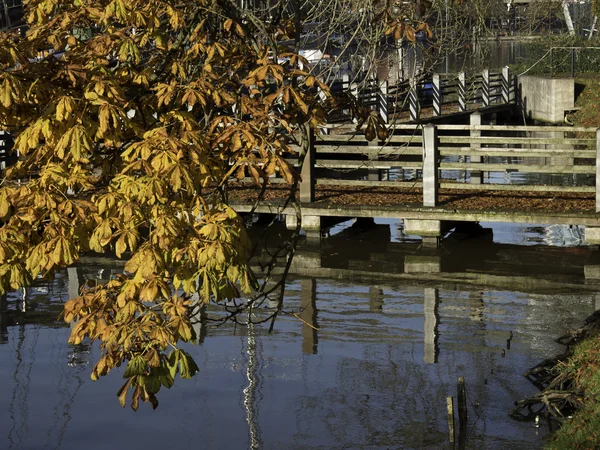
0 220 599 448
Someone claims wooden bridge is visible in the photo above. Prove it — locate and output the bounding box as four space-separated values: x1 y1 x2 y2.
230 115 600 247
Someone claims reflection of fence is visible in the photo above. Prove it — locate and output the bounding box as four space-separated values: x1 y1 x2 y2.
325 67 514 122
291 118 599 208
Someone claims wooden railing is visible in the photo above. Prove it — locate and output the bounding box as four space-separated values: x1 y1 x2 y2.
325 67 514 122
291 116 600 211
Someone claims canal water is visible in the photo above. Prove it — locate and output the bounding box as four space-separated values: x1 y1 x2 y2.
1 220 598 449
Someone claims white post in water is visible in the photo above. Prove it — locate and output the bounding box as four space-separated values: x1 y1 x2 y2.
423 288 439 364
423 124 438 207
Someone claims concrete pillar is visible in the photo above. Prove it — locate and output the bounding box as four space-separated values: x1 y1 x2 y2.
67 267 81 300
404 219 441 248
423 124 438 207
423 288 439 364
286 214 321 233
300 279 318 354
299 124 315 203
292 250 322 270
470 112 483 184
585 227 600 245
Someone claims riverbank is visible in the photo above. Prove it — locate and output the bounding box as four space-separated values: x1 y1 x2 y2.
570 77 600 128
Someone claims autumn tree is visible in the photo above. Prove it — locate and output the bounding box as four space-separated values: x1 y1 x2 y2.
0 0 332 410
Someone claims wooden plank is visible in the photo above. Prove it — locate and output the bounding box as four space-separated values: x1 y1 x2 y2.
439 148 596 158
437 124 597 133
439 182 594 193
439 136 596 145
316 159 423 170
316 179 423 188
315 134 423 144
316 145 422 156
439 162 595 174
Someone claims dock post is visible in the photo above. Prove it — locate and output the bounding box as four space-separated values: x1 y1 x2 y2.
300 123 315 203
423 124 438 207
433 73 442 117
501 66 511 104
379 79 388 124
300 278 318 354
458 72 466 112
469 112 483 184
482 69 490 107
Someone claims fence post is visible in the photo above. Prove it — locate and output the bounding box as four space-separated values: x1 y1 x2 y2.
409 77 420 122
571 48 576 78
423 124 438 207
433 73 442 116
501 66 511 104
458 72 466 112
379 79 388 124
482 69 490 107
300 124 315 203
470 112 483 184
596 129 600 212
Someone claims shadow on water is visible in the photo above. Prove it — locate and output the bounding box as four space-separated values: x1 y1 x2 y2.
1 219 599 449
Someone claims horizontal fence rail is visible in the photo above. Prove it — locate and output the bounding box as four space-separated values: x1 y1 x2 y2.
235 115 600 212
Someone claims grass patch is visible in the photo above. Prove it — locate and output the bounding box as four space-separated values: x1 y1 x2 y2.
547 333 600 449
570 77 600 129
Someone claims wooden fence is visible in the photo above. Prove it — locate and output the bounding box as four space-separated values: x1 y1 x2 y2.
325 67 514 122
289 116 600 210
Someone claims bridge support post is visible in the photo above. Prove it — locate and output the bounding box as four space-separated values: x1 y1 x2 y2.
404 219 441 248
433 74 442 117
469 112 484 184
458 73 466 112
300 124 315 203
423 124 438 207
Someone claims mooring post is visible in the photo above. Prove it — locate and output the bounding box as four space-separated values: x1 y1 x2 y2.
423 287 440 364
470 112 483 184
447 396 455 443
409 77 420 122
433 73 442 117
379 79 388 124
501 66 511 104
300 124 315 203
596 129 600 212
458 72 466 112
423 124 438 207
457 376 467 431
300 278 318 354
482 69 490 107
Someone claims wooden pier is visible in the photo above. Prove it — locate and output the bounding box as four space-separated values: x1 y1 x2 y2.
230 115 600 247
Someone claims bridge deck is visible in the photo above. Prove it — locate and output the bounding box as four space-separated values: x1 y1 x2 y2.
229 183 600 226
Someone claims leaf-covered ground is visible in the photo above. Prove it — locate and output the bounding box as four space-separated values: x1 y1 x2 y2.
228 183 596 213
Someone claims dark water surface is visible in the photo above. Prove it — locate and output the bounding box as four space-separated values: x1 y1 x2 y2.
1 220 599 450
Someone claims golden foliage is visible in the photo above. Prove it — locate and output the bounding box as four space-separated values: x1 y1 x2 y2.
0 0 328 409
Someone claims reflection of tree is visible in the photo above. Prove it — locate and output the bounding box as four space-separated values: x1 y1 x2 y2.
8 324 39 449
243 322 264 450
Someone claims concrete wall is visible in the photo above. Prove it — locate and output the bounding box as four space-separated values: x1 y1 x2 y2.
517 76 574 124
